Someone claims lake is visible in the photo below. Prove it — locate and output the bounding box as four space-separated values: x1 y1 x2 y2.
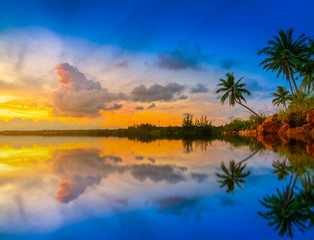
0 136 313 240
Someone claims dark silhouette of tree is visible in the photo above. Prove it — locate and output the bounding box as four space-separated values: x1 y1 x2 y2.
216 150 258 193
258 28 309 97
272 158 292 180
271 86 292 109
216 72 261 119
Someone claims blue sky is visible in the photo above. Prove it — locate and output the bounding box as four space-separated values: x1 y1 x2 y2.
0 0 313 128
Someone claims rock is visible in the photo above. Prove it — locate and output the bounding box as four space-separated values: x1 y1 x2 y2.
246 129 257 137
306 109 314 124
286 124 314 143
257 133 280 152
231 131 238 136
257 114 280 134
306 143 314 157
278 124 291 143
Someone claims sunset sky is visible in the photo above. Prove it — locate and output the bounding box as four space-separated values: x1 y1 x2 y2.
0 0 313 129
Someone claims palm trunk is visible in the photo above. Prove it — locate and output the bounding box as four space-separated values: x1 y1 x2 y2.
237 150 259 166
285 73 295 97
285 172 294 199
286 61 299 96
235 99 262 119
286 173 299 208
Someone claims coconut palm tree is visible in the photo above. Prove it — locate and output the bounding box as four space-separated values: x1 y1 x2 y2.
271 86 292 109
258 28 309 97
298 39 314 93
216 72 262 119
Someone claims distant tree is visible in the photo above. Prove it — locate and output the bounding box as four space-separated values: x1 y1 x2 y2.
216 72 262 119
182 113 194 129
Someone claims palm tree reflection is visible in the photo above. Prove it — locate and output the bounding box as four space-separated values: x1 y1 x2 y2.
216 150 258 193
259 159 314 238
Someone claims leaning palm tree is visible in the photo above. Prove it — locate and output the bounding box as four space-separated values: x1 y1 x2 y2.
258 28 309 97
271 86 292 109
216 72 261 119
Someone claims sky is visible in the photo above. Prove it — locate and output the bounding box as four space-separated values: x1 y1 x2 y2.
0 0 313 129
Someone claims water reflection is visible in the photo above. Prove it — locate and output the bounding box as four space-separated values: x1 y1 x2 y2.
0 135 312 239
216 151 258 193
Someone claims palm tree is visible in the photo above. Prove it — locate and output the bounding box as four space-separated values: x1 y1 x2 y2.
258 28 309 97
216 72 262 119
299 59 314 93
271 86 292 109
216 160 251 194
259 187 310 238
298 39 314 93
272 158 292 180
216 150 258 193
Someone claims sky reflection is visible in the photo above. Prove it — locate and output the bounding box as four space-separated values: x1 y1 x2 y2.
0 137 312 239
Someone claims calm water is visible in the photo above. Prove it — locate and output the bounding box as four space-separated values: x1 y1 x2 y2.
0 136 313 240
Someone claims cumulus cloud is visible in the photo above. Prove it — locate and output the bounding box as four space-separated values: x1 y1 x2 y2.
51 148 204 203
53 63 125 117
190 173 209 183
130 83 185 102
154 45 212 70
135 106 144 110
147 103 156 109
191 83 209 93
130 164 187 184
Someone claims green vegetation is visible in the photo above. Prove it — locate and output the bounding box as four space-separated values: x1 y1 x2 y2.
258 28 310 97
277 93 314 127
0 114 221 141
271 86 292 109
219 27 313 133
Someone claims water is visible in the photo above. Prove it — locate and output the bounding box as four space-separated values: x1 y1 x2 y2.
0 136 313 239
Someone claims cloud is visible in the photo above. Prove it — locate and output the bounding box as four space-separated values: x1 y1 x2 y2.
135 106 144 110
53 63 125 117
147 103 156 109
130 82 185 102
51 148 204 203
190 83 209 93
178 95 188 100
190 173 209 183
104 104 123 111
130 164 187 184
154 45 212 70
220 58 241 69
155 196 213 220
114 60 128 68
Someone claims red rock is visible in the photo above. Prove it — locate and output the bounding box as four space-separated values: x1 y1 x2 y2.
278 124 290 143
257 114 280 134
257 133 280 152
246 129 257 137
306 143 314 157
306 109 314 124
286 124 314 143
